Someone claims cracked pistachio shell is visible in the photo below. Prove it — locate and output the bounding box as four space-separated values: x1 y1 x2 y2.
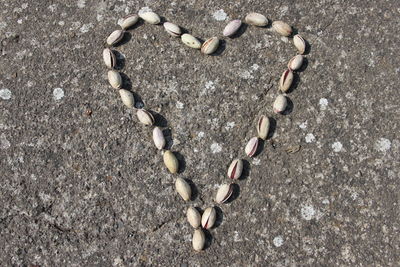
201 207 216 230
192 229 205 252
187 207 201 228
273 94 288 114
152 127 165 150
175 177 191 201
257 115 270 140
279 69 293 92
120 14 139 30
227 159 243 179
245 137 259 157
272 21 292 37
163 150 179 173
108 70 122 89
288 55 304 71
293 34 306 54
215 184 234 204
103 48 116 69
201 37 219 55
139 11 161 24
106 29 124 46
181 33 202 49
223 19 242 37
245 13 268 27
163 22 181 37
137 109 154 125
118 89 135 108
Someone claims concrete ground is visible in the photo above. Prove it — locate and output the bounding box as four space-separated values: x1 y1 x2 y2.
1 0 399 266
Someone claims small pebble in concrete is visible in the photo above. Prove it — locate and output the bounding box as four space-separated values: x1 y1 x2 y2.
375 138 391 152
0 89 12 100
305 133 316 143
332 141 343 152
210 143 222 153
273 236 284 247
301 204 316 220
53 88 64 101
319 98 328 110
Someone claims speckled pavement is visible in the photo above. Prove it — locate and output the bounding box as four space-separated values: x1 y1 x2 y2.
1 0 399 266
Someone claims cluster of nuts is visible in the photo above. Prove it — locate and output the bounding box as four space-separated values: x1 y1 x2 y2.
103 10 307 251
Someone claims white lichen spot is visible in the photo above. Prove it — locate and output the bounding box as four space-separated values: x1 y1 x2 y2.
205 80 215 90
252 158 261 165
210 143 222 153
305 133 316 143
176 101 184 109
319 98 328 110
0 89 12 100
197 131 205 139
213 9 227 21
0 134 11 149
332 141 343 152
299 121 307 129
225 121 235 130
53 88 64 101
77 0 86 8
273 236 284 247
251 64 260 71
301 204 316 220
80 23 93 33
58 21 65 26
375 138 391 152
138 6 152 15
17 19 23 24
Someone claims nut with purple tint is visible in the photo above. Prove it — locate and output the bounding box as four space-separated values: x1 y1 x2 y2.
223 19 242 37
288 55 303 71
106 29 124 46
201 207 216 229
279 69 293 93
245 137 259 157
227 159 243 179
215 184 234 204
137 109 155 125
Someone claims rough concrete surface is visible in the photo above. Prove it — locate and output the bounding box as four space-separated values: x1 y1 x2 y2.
1 0 399 266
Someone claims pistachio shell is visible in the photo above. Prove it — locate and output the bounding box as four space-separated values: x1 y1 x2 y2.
227 159 243 179
293 34 306 54
288 55 304 71
163 150 179 173
223 19 242 37
257 115 270 140
272 21 292 37
201 37 219 55
245 13 268 27
192 229 205 252
136 109 154 125
273 95 288 114
119 89 135 108
103 48 116 69
187 207 201 228
139 11 161 24
152 127 165 150
201 207 216 229
106 29 124 46
107 70 122 89
163 22 181 37
279 69 293 92
215 184 234 204
120 14 139 30
181 33 202 49
175 177 191 201
245 137 259 157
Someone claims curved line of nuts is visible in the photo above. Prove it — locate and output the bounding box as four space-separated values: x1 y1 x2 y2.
103 10 308 252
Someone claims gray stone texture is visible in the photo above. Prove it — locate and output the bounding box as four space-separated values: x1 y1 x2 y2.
0 0 399 266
